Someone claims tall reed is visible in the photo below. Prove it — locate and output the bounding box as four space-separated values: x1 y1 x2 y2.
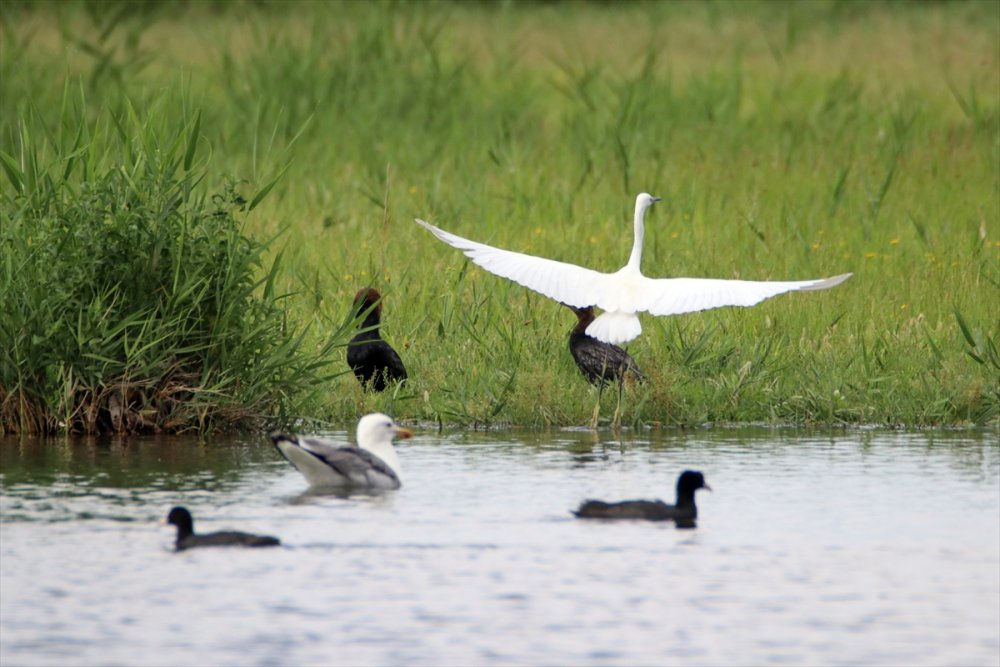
0 89 351 434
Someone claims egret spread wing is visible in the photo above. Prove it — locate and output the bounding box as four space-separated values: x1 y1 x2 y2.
416 219 609 308
636 273 853 316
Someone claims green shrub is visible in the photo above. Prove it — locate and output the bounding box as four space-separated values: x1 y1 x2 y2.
0 91 349 434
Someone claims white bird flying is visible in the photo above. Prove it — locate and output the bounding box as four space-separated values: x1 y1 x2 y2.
271 413 411 490
415 193 852 345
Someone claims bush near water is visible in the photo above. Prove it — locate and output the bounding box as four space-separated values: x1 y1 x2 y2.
1 98 350 434
1 0 997 432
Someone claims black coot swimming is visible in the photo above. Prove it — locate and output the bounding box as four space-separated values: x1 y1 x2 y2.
347 288 407 392
166 507 280 551
572 470 711 523
568 305 645 385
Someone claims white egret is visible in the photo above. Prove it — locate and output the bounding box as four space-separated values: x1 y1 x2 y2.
415 193 852 345
271 413 411 490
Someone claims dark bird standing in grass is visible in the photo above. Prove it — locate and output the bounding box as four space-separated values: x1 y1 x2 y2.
347 288 407 392
572 470 711 523
166 506 280 551
568 305 646 385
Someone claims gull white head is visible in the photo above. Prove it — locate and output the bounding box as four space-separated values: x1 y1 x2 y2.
356 412 411 476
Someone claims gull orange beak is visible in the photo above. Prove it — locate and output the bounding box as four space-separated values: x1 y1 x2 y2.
394 426 413 440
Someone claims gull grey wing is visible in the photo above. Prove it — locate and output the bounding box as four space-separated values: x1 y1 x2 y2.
313 447 401 489
272 434 400 489
295 435 352 457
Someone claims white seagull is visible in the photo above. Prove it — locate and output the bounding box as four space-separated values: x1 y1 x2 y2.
415 193 852 345
271 413 411 490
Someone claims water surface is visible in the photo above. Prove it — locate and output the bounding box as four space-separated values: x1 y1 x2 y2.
2 428 998 666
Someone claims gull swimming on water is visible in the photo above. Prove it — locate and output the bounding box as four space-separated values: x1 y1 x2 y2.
271 413 411 490
416 194 852 345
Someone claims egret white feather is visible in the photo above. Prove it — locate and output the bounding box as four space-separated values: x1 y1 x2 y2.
416 193 851 345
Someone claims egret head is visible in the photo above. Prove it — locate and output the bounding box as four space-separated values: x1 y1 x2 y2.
636 192 663 210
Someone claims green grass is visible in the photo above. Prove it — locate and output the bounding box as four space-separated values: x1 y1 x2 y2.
1 0 997 430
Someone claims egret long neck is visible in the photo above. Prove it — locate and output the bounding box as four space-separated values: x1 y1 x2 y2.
626 201 647 271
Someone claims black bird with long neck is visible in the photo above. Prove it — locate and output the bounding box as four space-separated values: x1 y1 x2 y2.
568 305 645 385
347 288 407 392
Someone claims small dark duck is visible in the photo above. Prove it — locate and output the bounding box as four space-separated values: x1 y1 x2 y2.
572 470 711 523
166 506 280 551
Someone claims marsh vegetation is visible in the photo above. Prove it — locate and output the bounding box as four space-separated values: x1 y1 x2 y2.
1 0 997 431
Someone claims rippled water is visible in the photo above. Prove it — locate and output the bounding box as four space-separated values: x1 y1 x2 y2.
1 427 998 666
